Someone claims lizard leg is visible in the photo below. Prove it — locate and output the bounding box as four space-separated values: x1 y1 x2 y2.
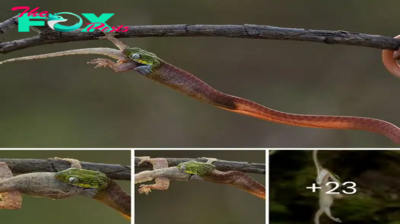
100 32 129 50
0 163 21 209
314 208 323 224
53 157 82 169
201 157 218 164
87 58 137 73
138 177 170 195
136 157 170 195
323 207 342 223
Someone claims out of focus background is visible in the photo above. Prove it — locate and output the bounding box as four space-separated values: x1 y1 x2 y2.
269 150 400 224
1 1 400 147
0 150 130 224
135 150 265 224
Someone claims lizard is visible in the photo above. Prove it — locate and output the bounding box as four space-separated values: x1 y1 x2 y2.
0 162 22 209
135 157 265 199
0 157 131 220
1 33 400 144
312 150 343 224
382 34 400 78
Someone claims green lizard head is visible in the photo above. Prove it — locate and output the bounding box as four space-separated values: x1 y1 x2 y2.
177 161 215 177
55 168 110 191
123 47 162 69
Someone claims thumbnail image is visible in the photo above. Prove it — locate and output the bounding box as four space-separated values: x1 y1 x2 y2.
135 149 265 224
0 150 130 223
269 149 400 224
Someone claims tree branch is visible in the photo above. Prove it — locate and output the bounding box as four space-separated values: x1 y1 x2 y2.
0 14 399 54
135 157 265 174
0 15 18 36
0 158 131 180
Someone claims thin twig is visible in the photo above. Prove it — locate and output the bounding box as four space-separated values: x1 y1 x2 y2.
0 158 131 180
135 157 265 174
0 17 399 54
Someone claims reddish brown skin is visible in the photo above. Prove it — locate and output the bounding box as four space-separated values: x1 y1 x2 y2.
90 56 400 144
93 180 131 220
382 35 400 78
144 61 400 144
202 170 265 200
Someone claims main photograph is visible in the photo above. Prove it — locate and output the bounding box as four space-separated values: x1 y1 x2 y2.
0 1 400 148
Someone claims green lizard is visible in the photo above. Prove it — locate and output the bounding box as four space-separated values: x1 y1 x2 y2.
1 33 399 143
0 158 131 220
135 157 265 199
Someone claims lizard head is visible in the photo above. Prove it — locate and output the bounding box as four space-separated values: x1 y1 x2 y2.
123 47 161 69
177 161 215 177
55 168 110 191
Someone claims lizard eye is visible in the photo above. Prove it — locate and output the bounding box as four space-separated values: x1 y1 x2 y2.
68 177 79 184
131 53 140 59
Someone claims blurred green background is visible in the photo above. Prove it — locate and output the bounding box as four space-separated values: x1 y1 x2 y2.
269 150 400 224
1 1 400 147
135 150 265 224
0 150 130 224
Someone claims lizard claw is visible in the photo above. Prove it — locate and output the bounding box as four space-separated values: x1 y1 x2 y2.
333 218 342 223
87 58 110 68
138 185 152 195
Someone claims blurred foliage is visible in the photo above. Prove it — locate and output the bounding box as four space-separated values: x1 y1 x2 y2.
135 150 265 224
0 150 130 224
270 150 400 224
0 1 400 147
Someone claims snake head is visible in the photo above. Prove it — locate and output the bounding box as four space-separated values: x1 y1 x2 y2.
123 47 161 73
55 168 110 191
177 161 215 177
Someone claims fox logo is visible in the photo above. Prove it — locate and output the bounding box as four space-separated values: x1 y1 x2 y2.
47 13 67 29
47 12 82 32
